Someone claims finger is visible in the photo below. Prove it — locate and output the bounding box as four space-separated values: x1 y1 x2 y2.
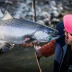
22 38 30 44
37 41 40 45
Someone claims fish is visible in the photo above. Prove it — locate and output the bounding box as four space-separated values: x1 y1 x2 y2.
0 11 60 46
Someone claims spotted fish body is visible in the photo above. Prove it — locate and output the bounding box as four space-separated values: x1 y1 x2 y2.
0 11 59 44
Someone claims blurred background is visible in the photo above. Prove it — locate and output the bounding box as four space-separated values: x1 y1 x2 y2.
0 0 72 72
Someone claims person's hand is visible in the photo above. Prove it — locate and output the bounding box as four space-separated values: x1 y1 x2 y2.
22 38 32 47
22 37 40 47
34 45 42 58
22 42 33 47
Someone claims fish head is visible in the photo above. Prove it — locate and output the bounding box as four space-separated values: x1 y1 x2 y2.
42 26 60 42
33 26 60 42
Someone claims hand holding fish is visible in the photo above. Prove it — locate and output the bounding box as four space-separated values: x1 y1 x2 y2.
22 37 40 47
22 37 32 47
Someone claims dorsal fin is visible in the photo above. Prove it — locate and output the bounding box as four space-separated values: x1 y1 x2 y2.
2 11 13 20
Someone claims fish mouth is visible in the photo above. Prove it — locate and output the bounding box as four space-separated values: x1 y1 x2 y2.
51 36 60 40
47 35 60 42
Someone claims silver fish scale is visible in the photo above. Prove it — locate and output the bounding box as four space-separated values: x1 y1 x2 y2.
0 19 46 43
0 18 58 36
0 18 59 44
0 19 43 30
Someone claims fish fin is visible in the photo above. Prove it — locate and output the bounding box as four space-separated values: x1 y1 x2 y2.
2 10 13 20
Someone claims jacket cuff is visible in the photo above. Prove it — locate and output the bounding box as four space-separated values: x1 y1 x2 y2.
39 40 55 57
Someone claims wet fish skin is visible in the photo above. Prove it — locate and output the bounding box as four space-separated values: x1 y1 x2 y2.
0 18 59 44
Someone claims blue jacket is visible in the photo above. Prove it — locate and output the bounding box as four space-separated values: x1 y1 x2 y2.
54 35 65 72
54 21 65 72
